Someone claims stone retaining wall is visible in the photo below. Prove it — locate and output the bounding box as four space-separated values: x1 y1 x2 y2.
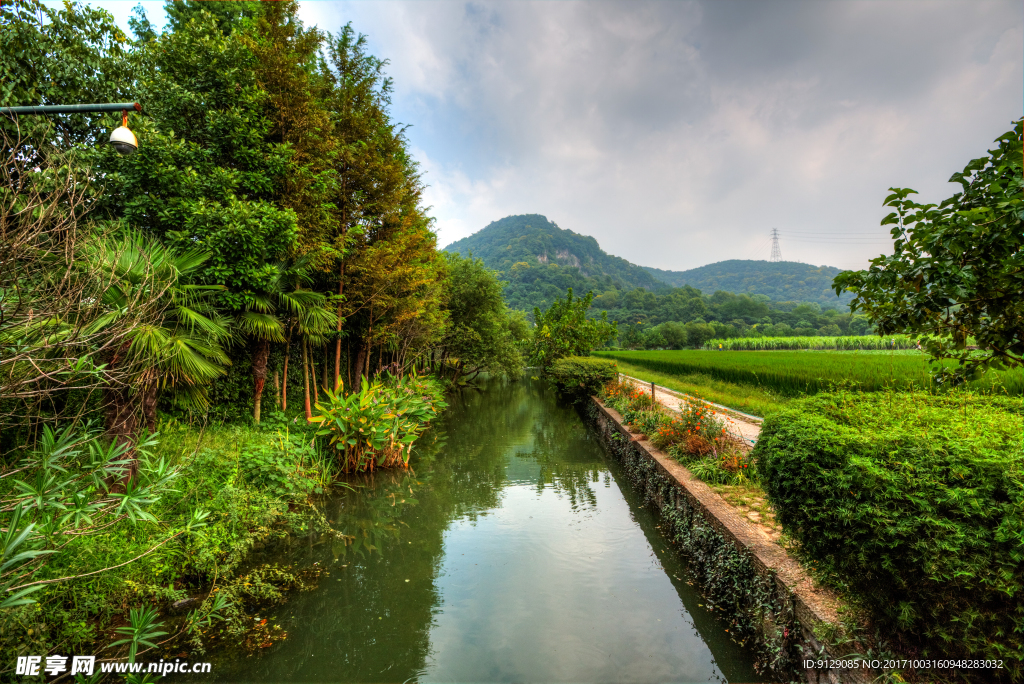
584 396 875 684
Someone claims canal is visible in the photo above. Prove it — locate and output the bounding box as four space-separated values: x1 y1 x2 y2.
203 377 767 683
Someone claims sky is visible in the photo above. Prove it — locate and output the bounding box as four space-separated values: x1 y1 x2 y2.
67 0 1022 272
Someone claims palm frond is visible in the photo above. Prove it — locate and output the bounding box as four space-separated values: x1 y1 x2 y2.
235 311 286 342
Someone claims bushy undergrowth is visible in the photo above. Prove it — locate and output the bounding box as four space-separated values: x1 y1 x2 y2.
599 380 752 486
755 390 1024 677
0 418 337 669
547 356 618 398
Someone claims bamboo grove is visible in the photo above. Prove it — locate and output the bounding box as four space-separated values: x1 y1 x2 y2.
0 0 526 459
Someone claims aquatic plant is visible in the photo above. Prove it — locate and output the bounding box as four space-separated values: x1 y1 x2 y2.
312 374 446 472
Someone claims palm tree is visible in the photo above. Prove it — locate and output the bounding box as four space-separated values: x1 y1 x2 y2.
237 256 336 424
85 232 231 479
293 300 337 422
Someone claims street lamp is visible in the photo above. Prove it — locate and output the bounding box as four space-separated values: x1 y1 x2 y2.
0 102 142 155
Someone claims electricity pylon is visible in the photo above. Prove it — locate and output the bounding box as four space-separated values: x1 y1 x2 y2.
769 228 782 262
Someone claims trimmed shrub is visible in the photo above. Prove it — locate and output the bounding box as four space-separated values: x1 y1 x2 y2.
754 390 1024 676
548 356 618 398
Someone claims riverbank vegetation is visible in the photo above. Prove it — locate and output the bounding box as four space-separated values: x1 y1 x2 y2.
1 0 528 672
598 379 753 487
547 356 619 398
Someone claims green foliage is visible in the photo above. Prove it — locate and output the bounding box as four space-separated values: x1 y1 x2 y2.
437 252 526 380
0 0 134 152
312 374 446 472
834 119 1023 382
705 334 918 351
754 391 1024 671
597 349 1024 396
548 356 618 397
108 605 167 662
530 289 617 369
239 430 323 500
0 423 192 606
647 259 855 307
92 7 299 315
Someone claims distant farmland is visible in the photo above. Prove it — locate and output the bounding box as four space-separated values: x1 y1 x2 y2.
594 350 1024 396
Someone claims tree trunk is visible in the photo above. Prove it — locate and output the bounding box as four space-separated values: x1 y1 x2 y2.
334 260 345 391
103 385 138 486
103 343 138 486
309 341 320 405
282 332 291 412
346 340 352 391
141 378 159 433
353 342 366 386
302 338 313 422
321 344 329 393
252 338 270 424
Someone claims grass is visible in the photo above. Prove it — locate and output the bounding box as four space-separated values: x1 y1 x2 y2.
606 358 789 417
596 349 1024 398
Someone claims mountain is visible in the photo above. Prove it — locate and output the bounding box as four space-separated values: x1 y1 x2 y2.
443 214 853 312
443 214 665 311
644 260 854 306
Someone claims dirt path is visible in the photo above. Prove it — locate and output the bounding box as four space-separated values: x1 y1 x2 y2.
618 373 763 447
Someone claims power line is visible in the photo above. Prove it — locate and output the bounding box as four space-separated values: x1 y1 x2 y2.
783 237 893 243
780 230 892 236
743 236 772 260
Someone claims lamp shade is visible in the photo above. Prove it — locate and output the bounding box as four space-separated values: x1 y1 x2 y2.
109 125 137 155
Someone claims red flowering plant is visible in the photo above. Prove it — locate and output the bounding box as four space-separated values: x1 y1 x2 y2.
599 379 664 436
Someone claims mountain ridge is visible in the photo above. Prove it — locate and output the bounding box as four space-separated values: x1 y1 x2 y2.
443 214 853 310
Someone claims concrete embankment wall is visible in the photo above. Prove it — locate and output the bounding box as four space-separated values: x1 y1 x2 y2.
583 396 874 684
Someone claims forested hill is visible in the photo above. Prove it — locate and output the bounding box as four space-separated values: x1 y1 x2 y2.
443 214 664 311
644 260 854 307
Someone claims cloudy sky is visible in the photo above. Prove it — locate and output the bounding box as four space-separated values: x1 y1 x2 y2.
84 0 1022 272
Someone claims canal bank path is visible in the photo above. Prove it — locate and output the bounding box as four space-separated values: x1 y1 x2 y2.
617 372 763 448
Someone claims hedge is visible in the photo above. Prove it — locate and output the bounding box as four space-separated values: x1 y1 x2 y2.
754 391 1023 679
548 356 618 398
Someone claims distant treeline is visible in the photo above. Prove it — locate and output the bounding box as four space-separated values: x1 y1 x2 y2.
606 287 870 349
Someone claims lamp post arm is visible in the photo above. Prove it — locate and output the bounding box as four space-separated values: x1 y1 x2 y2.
0 102 142 115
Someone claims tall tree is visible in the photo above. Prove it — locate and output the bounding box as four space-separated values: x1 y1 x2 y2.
323 25 404 388
834 119 1023 381
437 253 525 381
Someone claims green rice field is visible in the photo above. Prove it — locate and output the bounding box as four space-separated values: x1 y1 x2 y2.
594 349 1024 397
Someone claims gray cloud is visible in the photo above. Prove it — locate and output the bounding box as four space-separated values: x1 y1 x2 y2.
90 0 1023 272
302 0 1023 271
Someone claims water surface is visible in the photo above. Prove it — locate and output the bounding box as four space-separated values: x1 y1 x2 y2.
204 378 767 683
